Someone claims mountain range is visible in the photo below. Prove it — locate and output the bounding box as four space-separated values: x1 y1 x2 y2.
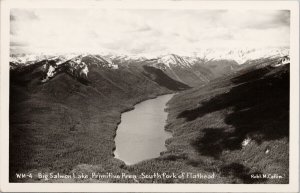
10 47 289 87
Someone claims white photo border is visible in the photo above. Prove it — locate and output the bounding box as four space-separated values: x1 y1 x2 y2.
0 0 299 192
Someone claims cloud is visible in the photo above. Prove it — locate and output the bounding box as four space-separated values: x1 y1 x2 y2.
11 9 39 21
10 15 16 21
10 9 290 55
277 10 290 26
10 41 28 46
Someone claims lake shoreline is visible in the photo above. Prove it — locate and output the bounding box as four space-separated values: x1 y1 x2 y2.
113 92 177 165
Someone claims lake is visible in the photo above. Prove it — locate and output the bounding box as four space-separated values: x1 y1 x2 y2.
114 94 174 165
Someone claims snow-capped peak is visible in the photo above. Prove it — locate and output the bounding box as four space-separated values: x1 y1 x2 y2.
191 47 289 64
10 54 48 65
157 54 192 68
10 47 289 71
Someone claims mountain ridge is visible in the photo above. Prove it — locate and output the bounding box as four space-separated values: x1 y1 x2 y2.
10 48 290 87
10 47 289 66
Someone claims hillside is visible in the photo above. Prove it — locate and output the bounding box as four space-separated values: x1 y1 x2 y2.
9 55 188 182
149 62 289 183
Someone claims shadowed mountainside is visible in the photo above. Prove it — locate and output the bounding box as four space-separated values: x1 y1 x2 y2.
153 63 289 184
143 65 190 90
178 66 289 155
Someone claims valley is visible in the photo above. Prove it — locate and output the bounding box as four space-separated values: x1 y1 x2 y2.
9 50 290 183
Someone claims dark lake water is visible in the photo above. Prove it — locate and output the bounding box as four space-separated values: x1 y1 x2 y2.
114 94 174 165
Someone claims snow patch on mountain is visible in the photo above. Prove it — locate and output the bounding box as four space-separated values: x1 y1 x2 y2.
41 61 57 82
272 56 290 68
10 47 289 71
192 48 289 64
10 54 48 66
150 48 289 70
157 54 192 68
80 63 89 77
38 54 120 83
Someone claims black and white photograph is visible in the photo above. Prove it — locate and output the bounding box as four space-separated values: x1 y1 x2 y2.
0 0 299 192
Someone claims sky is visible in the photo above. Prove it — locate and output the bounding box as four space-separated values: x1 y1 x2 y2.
10 9 290 56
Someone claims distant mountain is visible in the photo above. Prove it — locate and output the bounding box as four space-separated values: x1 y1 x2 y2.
10 54 73 69
10 47 289 66
157 54 192 68
10 53 188 92
188 47 289 64
10 54 48 69
10 47 289 87
145 54 238 86
143 65 190 91
102 47 289 64
145 54 211 86
145 48 289 86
